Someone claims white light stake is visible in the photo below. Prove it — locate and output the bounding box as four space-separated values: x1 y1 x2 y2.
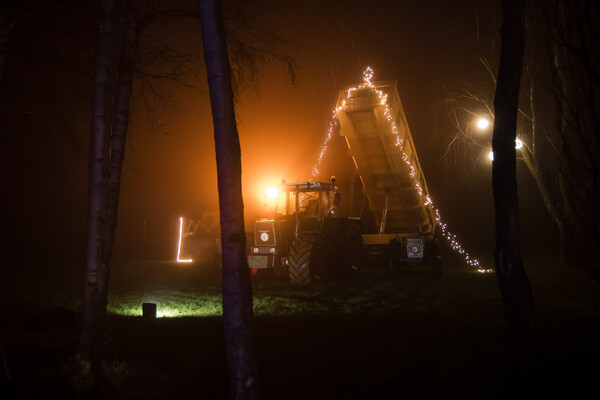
176 217 193 263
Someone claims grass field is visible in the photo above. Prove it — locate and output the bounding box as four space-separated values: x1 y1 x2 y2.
1 251 600 398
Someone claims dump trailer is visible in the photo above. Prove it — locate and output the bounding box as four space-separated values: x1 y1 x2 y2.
247 179 362 286
335 80 441 272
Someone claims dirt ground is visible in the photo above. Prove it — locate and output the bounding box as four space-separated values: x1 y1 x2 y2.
1 251 600 399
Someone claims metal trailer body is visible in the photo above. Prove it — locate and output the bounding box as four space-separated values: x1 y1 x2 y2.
335 80 441 271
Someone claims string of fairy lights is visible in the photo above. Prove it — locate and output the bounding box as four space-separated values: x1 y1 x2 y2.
311 114 338 178
311 67 492 273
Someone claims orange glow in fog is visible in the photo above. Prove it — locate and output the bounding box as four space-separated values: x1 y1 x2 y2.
265 186 279 199
176 217 193 263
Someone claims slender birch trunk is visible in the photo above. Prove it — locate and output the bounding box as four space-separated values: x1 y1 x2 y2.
77 0 118 367
107 1 138 258
197 0 259 398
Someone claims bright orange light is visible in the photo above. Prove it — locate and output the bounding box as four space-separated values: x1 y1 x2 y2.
176 217 193 263
265 186 278 200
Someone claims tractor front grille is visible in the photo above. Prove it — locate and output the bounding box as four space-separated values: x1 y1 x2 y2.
254 220 276 246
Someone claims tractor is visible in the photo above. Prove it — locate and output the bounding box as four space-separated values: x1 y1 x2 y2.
247 178 363 286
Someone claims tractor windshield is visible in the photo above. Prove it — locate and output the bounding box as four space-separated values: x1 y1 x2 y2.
268 182 337 218
285 190 331 216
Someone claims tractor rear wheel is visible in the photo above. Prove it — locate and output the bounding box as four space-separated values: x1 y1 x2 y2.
288 233 319 287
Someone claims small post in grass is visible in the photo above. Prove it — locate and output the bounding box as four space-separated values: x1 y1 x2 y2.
142 302 157 319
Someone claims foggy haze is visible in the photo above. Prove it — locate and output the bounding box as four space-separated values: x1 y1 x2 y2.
2 0 557 266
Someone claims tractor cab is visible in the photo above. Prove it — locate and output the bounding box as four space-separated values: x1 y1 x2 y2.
269 180 340 233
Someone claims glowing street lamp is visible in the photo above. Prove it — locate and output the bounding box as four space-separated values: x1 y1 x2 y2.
515 138 523 150
488 138 525 162
476 118 490 130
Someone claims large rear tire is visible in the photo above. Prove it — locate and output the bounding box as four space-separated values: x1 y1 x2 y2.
288 234 319 287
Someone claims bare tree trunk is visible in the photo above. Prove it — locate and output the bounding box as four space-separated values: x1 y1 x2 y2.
107 1 138 258
550 0 600 282
197 0 259 398
0 0 15 83
492 0 535 363
0 1 6 81
77 0 118 368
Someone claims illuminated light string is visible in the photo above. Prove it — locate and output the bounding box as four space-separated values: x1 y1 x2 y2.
311 114 339 178
311 67 492 273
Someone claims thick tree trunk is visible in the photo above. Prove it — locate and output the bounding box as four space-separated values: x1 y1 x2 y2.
77 0 118 367
107 2 138 258
0 1 7 81
197 0 259 398
492 0 535 362
550 0 600 282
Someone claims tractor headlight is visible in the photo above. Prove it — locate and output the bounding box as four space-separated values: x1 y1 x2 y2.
265 186 278 200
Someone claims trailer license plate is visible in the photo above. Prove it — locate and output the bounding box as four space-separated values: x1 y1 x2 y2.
406 238 424 258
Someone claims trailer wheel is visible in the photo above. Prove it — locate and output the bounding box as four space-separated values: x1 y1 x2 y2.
387 238 404 273
427 239 442 276
344 222 364 274
288 233 319 287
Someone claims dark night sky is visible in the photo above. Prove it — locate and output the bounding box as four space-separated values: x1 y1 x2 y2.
2 0 558 267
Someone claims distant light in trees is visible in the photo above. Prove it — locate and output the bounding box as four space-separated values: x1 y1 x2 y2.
477 118 490 130
488 139 524 162
515 138 523 149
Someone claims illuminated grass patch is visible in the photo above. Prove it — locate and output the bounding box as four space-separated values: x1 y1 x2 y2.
98 259 485 319
108 290 224 317
106 277 419 318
